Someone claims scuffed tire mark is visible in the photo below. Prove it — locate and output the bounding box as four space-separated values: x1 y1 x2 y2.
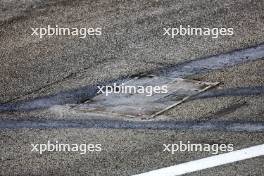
193 86 264 100
0 119 264 132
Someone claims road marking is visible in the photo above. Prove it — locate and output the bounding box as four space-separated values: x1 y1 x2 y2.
134 144 264 176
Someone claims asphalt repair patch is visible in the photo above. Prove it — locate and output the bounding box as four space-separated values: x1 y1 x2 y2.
60 75 219 120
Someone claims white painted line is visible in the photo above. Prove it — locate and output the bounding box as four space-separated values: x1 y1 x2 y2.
134 144 264 176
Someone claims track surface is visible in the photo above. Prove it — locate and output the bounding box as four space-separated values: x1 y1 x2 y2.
1 0 264 176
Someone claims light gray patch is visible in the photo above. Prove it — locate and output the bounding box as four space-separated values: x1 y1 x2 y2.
71 76 218 119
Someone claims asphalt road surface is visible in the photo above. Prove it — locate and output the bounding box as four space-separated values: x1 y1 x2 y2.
0 0 264 175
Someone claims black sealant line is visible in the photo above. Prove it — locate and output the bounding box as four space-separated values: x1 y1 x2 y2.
0 119 264 132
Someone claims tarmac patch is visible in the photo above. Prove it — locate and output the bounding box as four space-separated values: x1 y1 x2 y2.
71 75 219 119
